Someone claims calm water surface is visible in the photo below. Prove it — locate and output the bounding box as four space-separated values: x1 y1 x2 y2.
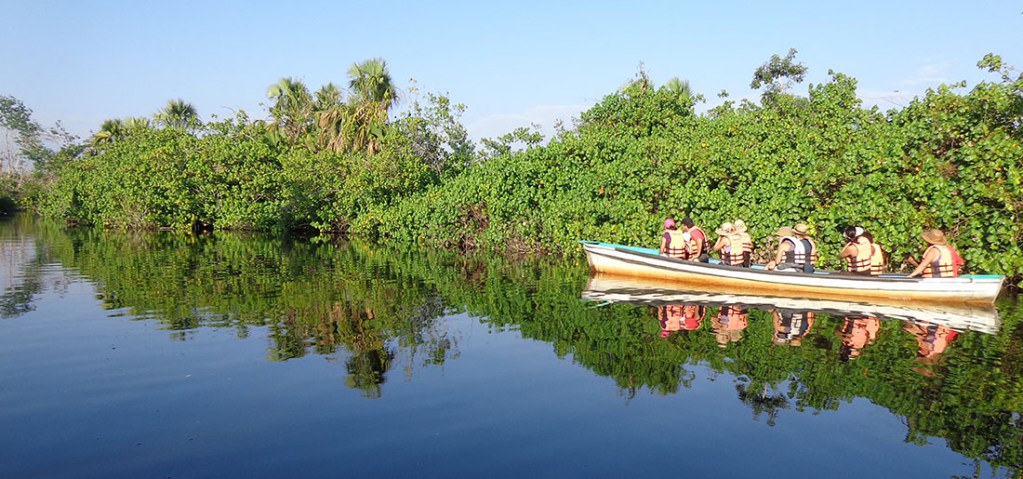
1 216 1021 478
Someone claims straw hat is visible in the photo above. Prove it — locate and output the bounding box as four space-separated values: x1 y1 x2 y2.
775 226 795 237
921 228 947 245
715 222 735 235
733 219 748 233
793 223 809 236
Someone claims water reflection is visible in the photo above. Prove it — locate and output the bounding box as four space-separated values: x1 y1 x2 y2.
3 218 1023 476
655 304 704 337
836 315 880 361
771 309 815 346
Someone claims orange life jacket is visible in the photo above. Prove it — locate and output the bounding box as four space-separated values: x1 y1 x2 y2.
688 226 708 259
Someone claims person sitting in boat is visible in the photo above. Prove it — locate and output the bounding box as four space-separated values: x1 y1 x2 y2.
907 228 963 278
861 231 886 276
766 223 817 273
838 226 874 275
711 222 746 267
659 218 690 259
680 216 709 262
733 219 754 267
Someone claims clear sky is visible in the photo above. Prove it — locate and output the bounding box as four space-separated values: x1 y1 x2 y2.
2 0 1021 143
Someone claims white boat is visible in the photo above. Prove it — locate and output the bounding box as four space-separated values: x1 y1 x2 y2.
581 241 1005 305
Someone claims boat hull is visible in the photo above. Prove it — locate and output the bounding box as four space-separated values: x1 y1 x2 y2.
582 241 1004 305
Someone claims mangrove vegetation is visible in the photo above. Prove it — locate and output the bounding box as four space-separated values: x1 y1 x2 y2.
1 52 1022 283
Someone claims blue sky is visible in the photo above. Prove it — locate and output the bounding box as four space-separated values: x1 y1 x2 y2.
2 0 1021 144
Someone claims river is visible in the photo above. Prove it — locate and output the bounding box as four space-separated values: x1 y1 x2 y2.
1 215 1020 478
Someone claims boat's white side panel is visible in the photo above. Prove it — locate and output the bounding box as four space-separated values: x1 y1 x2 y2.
583 243 1004 304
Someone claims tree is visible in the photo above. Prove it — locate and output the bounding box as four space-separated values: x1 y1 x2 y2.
751 48 808 102
267 77 313 143
319 58 399 154
154 99 199 129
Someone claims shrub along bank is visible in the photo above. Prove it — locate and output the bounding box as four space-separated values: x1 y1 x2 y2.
28 55 1023 284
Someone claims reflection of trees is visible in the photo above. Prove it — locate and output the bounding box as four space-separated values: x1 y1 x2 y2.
736 382 789 427
0 217 43 318
13 217 1023 474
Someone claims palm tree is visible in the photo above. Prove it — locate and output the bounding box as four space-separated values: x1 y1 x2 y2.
92 118 126 147
661 77 693 104
313 83 343 112
154 99 199 129
267 77 313 143
319 58 399 154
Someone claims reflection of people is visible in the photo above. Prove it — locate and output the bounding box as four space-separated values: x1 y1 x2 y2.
659 218 690 258
657 304 684 337
712 304 749 347
907 229 963 278
766 224 817 272
656 304 706 337
836 315 879 361
772 309 815 346
904 321 959 367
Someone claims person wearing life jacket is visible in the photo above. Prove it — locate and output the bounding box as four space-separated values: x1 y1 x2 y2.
838 226 873 275
659 218 690 259
733 219 754 268
680 216 709 262
861 231 886 276
907 228 962 278
836 315 880 362
766 223 817 273
711 222 746 267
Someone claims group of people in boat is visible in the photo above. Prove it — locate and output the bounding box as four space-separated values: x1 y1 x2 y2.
659 217 964 278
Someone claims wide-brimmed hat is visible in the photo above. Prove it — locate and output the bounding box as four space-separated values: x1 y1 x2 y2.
775 226 795 237
921 228 947 245
794 223 809 236
716 222 735 235
664 218 676 229
733 219 748 233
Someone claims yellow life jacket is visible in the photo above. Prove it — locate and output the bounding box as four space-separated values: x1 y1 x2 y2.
869 242 885 276
721 233 746 266
921 245 957 278
845 237 872 274
663 229 690 258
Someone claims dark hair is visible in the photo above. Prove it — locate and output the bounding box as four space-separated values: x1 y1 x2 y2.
862 231 874 242
843 226 859 241
681 217 694 227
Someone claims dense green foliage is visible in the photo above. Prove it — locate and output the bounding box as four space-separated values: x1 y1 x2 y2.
4 216 1022 472
5 53 1022 282
377 56 1023 283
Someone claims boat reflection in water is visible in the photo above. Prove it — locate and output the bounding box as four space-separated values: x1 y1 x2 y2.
656 304 706 337
712 305 748 347
582 274 1002 340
